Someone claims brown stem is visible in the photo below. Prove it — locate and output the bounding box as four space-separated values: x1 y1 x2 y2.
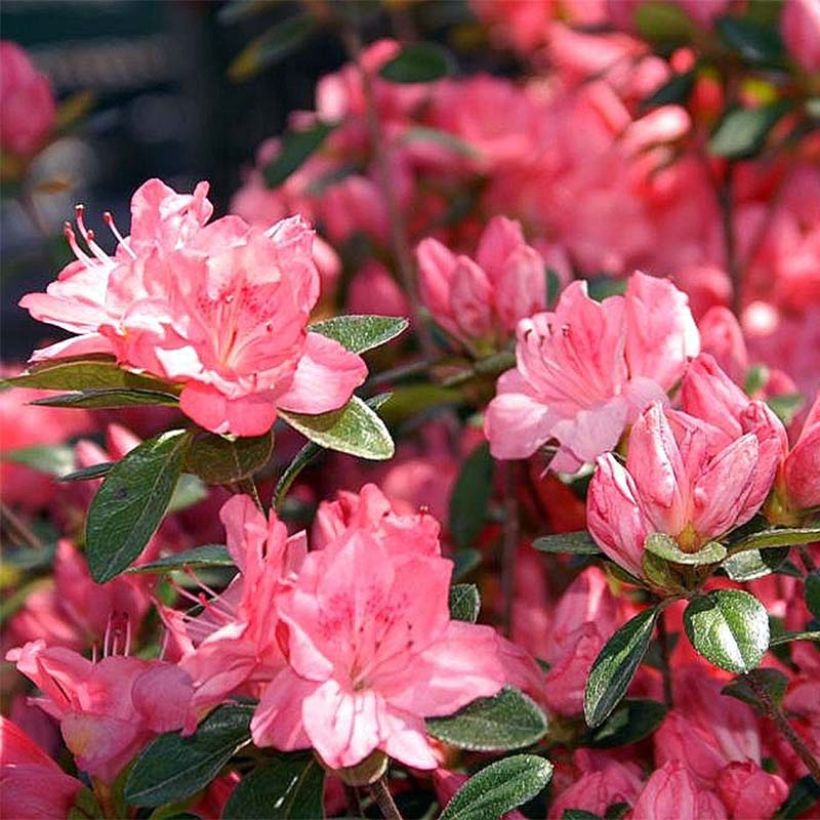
657 609 674 708
717 161 742 317
749 675 820 783
339 23 438 359
369 776 403 820
501 461 519 637
0 501 44 550
236 477 264 513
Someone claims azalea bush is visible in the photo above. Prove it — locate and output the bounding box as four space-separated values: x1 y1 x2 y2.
1 1 819 819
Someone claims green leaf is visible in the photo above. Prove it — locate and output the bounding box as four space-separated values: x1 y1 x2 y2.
229 15 316 81
439 754 553 820
775 775 820 819
2 444 75 477
218 0 278 25
640 70 695 112
449 583 480 623
379 42 453 83
728 526 820 553
766 393 805 426
722 546 790 581
125 704 254 807
427 687 548 752
399 126 479 158
645 533 726 565
715 15 784 64
59 462 114 482
769 630 820 646
185 431 273 485
222 753 325 819
684 589 770 673
280 395 394 460
634 1 696 43
533 531 602 556
376 383 462 426
167 473 208 514
584 607 659 728
126 545 234 574
31 388 179 409
453 548 481 580
563 812 602 820
3 355 179 393
710 101 792 159
806 571 820 619
86 430 192 582
263 122 334 188
585 699 668 748
722 668 789 714
309 314 408 354
449 443 495 551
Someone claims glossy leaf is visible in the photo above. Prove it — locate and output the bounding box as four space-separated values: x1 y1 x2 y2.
124 704 254 807
728 526 820 554
167 473 208 514
586 699 667 748
448 584 480 623
427 687 548 752
640 69 695 111
309 314 408 354
722 546 790 581
684 590 769 673
449 442 494 551
439 754 553 820
722 668 788 714
59 462 114 482
185 430 273 484
31 388 179 409
222 753 324 819
86 430 192 582
229 15 316 82
533 531 602 556
280 395 394 460
263 122 334 188
126 545 233 574
584 607 659 728
645 533 726 565
715 15 784 64
710 102 791 159
379 42 453 83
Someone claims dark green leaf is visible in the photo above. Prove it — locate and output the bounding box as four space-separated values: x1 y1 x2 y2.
263 122 334 188
715 15 784 64
722 547 790 581
379 42 453 83
775 775 820 819
126 545 234 574
769 630 820 646
767 393 805 426
584 607 659 728
586 699 667 748
710 102 792 159
427 687 548 752
400 126 479 157
218 0 278 25
640 70 695 112
125 704 254 807
31 388 179 409
222 753 324 819
309 314 408 354
59 462 114 482
86 430 192 582
684 589 770 673
376 384 462 426
645 533 726 565
167 473 208 514
635 1 696 43
533 531 602 556
2 444 75 477
439 754 553 820
807 571 820 620
3 355 179 393
449 584 480 623
185 431 273 485
453 548 481 580
449 443 495 551
563 812 602 820
728 526 820 553
722 668 789 714
280 395 394 460
229 15 316 81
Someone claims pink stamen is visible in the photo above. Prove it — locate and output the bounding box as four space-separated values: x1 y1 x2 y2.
104 211 137 259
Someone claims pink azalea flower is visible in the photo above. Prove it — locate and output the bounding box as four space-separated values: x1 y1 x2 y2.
587 398 779 579
0 41 56 157
7 640 193 784
548 758 642 819
631 761 727 820
782 0 820 73
20 179 368 436
484 271 699 471
416 216 547 350
0 717 83 820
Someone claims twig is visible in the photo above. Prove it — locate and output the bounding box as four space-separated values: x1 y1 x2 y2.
717 161 742 317
369 775 403 820
236 477 264 513
0 501 44 550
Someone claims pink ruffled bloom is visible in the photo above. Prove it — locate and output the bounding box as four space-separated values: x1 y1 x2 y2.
631 761 727 820
772 392 820 519
250 484 507 770
417 216 547 350
781 0 820 73
0 41 56 157
485 271 699 471
0 717 83 820
7 641 193 784
19 179 367 436
587 393 782 579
